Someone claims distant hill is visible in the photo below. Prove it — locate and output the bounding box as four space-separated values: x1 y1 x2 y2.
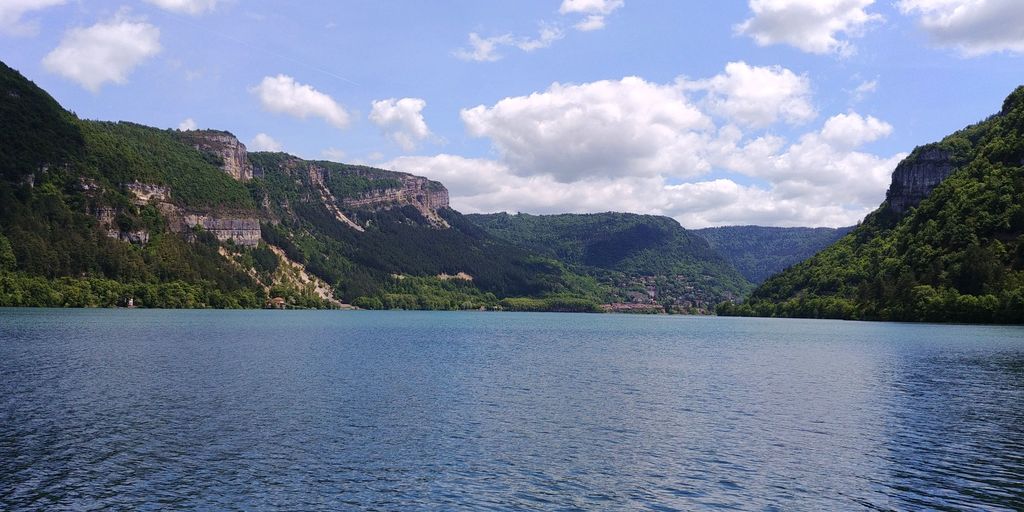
720 86 1024 324
467 212 753 311
693 226 853 284
0 60 600 311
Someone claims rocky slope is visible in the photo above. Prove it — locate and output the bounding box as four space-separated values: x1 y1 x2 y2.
177 130 256 181
0 60 595 309
885 146 958 215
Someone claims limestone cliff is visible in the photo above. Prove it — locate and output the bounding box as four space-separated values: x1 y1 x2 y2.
343 173 450 227
91 180 261 247
174 212 261 247
177 130 255 181
885 145 958 215
252 154 452 229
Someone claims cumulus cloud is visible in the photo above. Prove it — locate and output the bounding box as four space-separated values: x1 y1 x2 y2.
454 25 564 62
178 117 197 130
898 0 1024 56
461 76 712 181
730 114 905 209
0 0 66 36
559 0 625 31
369 97 432 151
383 154 661 216
251 75 350 129
144 0 219 15
250 133 282 152
736 0 882 56
395 67 904 228
682 61 816 128
385 133 903 228
42 15 161 92
819 112 892 148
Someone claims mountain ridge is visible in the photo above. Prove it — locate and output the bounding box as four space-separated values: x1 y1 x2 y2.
0 60 600 310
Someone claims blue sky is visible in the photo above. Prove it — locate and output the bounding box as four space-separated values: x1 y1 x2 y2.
2 0 1022 227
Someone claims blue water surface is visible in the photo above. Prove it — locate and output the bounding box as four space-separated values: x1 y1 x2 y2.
1 309 1023 510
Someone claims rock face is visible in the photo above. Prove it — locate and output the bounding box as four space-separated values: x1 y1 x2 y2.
126 182 170 205
118 181 261 247
93 207 150 244
262 156 452 229
885 145 957 215
343 175 450 227
178 130 255 181
179 213 261 246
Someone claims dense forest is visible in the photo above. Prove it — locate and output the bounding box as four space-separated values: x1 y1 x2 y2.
247 153 606 310
720 86 1024 324
694 226 853 284
467 212 752 309
0 61 604 310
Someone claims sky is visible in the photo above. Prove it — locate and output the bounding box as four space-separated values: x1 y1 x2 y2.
2 0 1023 228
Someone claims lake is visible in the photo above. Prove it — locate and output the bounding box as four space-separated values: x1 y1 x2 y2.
1 309 1022 510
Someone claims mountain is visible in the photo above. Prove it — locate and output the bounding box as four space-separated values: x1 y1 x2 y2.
0 61 601 311
720 86 1024 323
693 226 854 284
467 212 753 312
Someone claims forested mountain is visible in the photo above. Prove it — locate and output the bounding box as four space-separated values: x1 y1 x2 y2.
694 226 853 284
0 61 600 310
720 86 1024 323
467 212 752 312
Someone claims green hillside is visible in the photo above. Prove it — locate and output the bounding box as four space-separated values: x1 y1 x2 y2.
468 212 753 310
720 86 1024 323
694 225 853 284
0 61 600 311
0 62 262 307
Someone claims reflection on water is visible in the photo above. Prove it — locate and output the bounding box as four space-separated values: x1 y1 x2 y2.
1 309 1022 510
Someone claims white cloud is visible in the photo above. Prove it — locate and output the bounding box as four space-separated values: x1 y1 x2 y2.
385 140 902 228
819 112 892 148
383 154 660 216
559 0 625 15
369 97 432 151
398 69 904 228
251 75 350 129
517 25 564 51
178 117 197 130
574 15 606 31
682 61 816 127
454 33 504 62
0 0 65 36
898 0 1024 56
144 0 219 15
851 79 878 101
461 76 712 182
735 115 906 209
250 133 282 152
454 25 564 62
559 0 624 31
42 15 161 92
736 0 881 56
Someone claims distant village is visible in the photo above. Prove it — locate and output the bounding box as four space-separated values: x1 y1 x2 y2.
601 274 733 314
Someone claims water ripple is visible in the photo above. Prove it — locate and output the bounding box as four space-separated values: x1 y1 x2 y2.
1 310 1023 510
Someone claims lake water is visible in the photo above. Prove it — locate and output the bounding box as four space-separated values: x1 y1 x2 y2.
1 309 1023 510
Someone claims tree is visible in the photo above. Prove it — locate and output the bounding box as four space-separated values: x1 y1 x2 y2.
0 234 15 271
